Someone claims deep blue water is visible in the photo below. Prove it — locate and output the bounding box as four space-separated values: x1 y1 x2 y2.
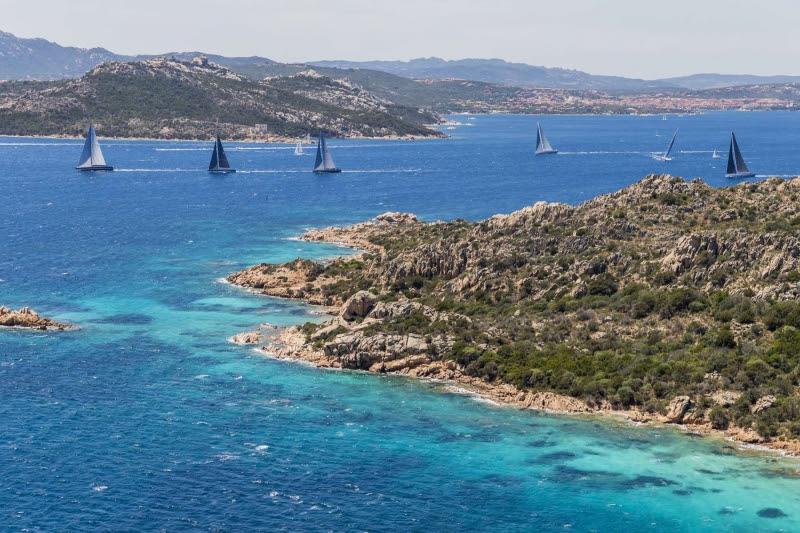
3 112 800 532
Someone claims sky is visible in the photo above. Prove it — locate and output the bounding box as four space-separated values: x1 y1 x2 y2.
1 0 798 79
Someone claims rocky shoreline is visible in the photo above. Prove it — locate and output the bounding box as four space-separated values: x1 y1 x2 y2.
227 200 800 458
2 132 442 144
0 306 71 331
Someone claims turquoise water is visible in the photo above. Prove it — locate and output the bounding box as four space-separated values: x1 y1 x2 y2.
2 113 800 531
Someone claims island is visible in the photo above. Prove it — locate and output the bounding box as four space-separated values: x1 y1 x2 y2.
228 174 800 455
0 57 444 141
0 306 71 331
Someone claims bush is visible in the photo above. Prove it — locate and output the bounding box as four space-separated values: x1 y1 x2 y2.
763 301 800 331
709 406 730 430
660 288 707 318
712 326 737 348
713 293 755 324
587 273 618 296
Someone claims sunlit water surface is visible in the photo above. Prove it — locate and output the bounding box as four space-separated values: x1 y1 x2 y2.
2 113 800 531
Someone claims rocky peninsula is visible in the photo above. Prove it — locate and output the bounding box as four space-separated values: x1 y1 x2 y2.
0 306 71 331
229 174 800 456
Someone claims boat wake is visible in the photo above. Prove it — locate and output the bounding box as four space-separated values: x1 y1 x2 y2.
342 168 422 173
558 151 649 155
115 168 197 172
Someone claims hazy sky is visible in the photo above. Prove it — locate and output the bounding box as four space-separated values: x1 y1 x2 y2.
2 0 798 78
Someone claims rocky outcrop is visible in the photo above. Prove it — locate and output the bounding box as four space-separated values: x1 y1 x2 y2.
229 330 262 345
301 212 422 253
752 395 777 414
340 291 378 321
324 330 450 370
226 259 339 307
0 306 70 331
661 233 719 275
666 396 692 423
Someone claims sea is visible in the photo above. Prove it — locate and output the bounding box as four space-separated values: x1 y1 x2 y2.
2 112 800 532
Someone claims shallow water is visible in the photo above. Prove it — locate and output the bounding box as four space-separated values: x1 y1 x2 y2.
2 113 800 531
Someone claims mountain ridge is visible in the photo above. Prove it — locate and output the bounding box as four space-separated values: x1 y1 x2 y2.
4 31 800 92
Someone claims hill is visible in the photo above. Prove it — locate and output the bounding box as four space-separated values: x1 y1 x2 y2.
0 57 442 140
661 73 800 91
312 57 673 93
0 31 128 80
229 175 800 454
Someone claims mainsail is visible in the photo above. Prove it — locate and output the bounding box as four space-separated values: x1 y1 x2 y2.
535 123 557 155
726 132 753 177
209 135 233 172
313 133 340 172
76 125 109 169
295 141 303 156
664 129 678 159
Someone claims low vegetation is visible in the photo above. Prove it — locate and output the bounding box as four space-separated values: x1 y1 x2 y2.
251 175 800 442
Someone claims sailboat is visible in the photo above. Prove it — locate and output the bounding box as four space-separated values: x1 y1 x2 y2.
75 124 113 171
653 129 678 161
313 132 341 173
725 132 755 179
712 149 721 159
208 134 235 173
294 140 304 156
535 123 557 155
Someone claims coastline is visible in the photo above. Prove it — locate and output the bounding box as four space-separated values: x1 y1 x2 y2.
227 217 800 459
0 132 446 144
237 324 800 459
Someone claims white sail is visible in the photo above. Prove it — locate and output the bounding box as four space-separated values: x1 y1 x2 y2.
76 125 108 168
313 133 340 172
535 123 557 154
295 141 303 156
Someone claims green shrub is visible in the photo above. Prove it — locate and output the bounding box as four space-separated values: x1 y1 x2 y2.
709 406 730 430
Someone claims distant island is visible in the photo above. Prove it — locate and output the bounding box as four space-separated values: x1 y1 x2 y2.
0 57 443 141
228 175 800 455
2 30 800 138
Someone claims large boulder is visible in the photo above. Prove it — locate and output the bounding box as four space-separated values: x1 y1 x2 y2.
666 396 692 423
340 291 378 321
752 395 777 414
375 212 418 225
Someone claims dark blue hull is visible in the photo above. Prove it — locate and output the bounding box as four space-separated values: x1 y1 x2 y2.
76 165 114 171
726 171 755 179
209 168 236 174
313 168 342 173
